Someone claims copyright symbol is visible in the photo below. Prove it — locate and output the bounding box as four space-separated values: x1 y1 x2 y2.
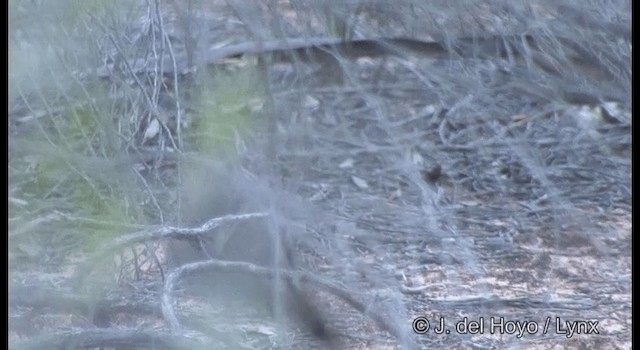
412 317 430 334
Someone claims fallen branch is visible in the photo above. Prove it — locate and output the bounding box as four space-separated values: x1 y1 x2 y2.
12 329 208 350
97 34 617 84
161 257 414 346
73 212 269 286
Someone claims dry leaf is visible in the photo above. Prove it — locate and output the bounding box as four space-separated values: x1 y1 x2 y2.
351 176 368 189
142 118 161 143
339 158 354 169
